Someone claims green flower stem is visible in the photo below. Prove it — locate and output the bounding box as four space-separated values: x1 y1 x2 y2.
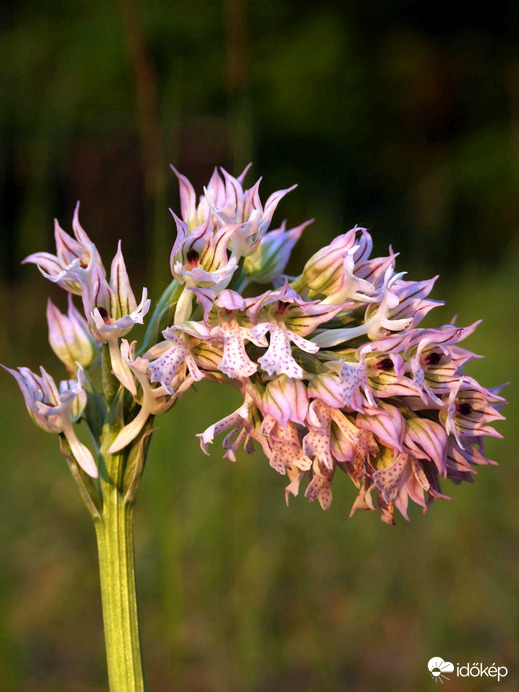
94 431 146 692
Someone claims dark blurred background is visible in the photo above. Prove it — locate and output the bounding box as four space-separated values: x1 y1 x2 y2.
0 1 517 690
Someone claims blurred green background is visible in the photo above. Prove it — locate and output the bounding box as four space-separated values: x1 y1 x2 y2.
0 1 517 690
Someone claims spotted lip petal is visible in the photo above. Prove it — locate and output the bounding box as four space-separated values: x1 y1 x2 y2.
302 400 345 471
304 466 334 510
196 400 251 455
177 290 269 380
215 319 261 379
252 322 318 379
372 452 429 520
148 328 204 394
260 419 312 474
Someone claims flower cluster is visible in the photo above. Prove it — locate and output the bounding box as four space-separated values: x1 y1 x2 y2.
5 165 506 523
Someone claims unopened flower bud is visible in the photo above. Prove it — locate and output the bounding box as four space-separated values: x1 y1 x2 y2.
299 229 359 294
47 296 100 373
262 375 308 429
243 219 311 284
297 226 377 304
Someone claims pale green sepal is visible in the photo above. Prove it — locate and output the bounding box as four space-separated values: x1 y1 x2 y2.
123 419 155 504
60 435 101 521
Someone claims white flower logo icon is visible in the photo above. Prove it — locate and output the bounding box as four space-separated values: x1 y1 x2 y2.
428 657 454 683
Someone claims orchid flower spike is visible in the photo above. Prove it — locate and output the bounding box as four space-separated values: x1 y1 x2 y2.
7 163 506 526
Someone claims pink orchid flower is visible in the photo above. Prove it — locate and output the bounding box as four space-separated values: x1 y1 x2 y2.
23 203 104 295
3 363 97 477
